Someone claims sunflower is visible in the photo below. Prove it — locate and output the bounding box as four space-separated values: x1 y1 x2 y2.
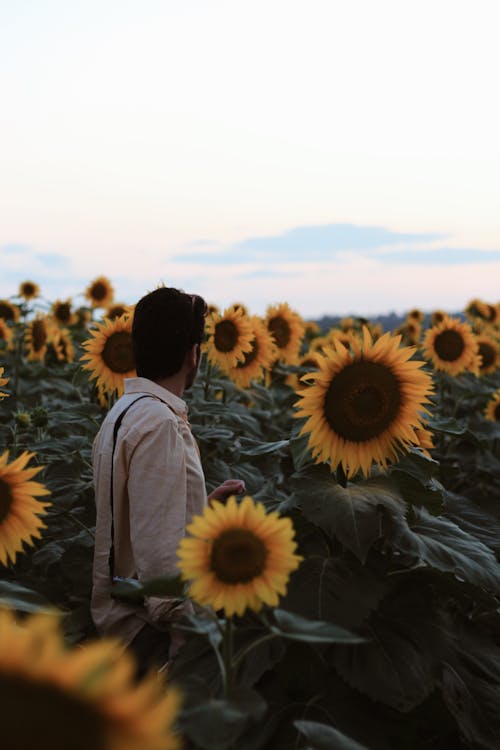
328 328 359 351
431 310 447 326
52 328 76 363
285 350 323 390
106 302 133 320
365 321 384 341
25 315 51 362
0 450 50 567
228 316 277 389
177 495 302 617
85 276 115 309
0 608 181 750
207 303 219 316
265 303 304 364
0 319 14 350
80 315 136 396
465 298 490 321
205 307 254 372
395 321 421 346
407 308 425 323
51 299 76 327
422 316 479 376
294 327 433 479
339 316 355 332
476 334 500 375
227 302 249 316
0 300 20 323
18 280 40 300
304 320 321 339
0 367 9 400
466 299 500 325
484 390 500 422
310 334 334 353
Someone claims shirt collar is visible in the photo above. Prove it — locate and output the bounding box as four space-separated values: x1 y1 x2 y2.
124 377 188 418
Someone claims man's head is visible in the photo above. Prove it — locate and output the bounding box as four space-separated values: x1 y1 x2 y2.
132 287 207 383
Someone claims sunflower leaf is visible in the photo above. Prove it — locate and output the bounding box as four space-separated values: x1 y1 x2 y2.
237 437 290 456
389 506 500 593
180 688 267 750
0 581 51 613
290 468 406 563
294 719 369 750
271 609 365 644
111 574 185 603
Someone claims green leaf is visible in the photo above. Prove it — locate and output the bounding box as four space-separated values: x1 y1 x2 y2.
282 555 390 629
294 720 369 750
332 587 446 712
291 468 406 563
271 609 365 644
237 437 290 456
391 506 500 593
444 490 500 555
426 417 468 436
180 688 267 750
440 626 500 750
0 581 51 613
290 433 313 471
111 574 185 603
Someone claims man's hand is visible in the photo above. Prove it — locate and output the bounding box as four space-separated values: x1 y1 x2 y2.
208 479 246 504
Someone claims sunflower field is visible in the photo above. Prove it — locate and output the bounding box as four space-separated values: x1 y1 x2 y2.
1 279 500 749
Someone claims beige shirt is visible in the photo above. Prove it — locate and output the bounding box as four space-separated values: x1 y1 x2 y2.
91 377 207 647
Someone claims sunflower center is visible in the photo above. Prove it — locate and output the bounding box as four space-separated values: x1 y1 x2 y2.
0 675 106 750
268 316 291 349
433 330 465 362
90 282 108 302
0 303 15 321
0 478 13 524
478 342 496 370
323 360 401 442
237 338 258 368
494 403 500 421
55 303 71 323
210 528 268 584
22 283 36 296
214 320 238 353
32 320 47 352
102 332 134 373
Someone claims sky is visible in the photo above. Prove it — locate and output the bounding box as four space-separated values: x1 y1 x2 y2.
1 0 499 318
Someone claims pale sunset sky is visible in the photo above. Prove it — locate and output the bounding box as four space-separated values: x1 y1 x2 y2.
1 0 499 318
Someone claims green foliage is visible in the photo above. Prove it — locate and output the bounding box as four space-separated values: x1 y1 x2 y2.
1 323 500 748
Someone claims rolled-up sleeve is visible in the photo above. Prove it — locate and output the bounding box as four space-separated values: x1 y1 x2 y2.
127 417 188 623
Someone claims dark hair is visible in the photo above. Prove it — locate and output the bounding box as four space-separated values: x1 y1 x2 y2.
132 287 207 379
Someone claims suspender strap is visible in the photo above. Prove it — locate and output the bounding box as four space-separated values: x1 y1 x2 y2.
108 394 153 580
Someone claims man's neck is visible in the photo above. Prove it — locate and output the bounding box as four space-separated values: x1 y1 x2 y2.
153 373 186 398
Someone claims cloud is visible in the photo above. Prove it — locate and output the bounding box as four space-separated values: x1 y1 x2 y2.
2 243 31 255
376 248 500 264
173 223 445 264
238 269 300 279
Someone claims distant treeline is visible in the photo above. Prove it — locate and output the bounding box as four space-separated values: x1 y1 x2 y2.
315 310 464 333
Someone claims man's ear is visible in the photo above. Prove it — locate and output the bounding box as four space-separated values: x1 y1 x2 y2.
187 342 199 367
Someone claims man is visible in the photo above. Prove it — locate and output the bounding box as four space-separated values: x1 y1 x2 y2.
91 287 244 676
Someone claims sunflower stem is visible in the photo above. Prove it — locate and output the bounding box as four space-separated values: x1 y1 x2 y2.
222 616 234 698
